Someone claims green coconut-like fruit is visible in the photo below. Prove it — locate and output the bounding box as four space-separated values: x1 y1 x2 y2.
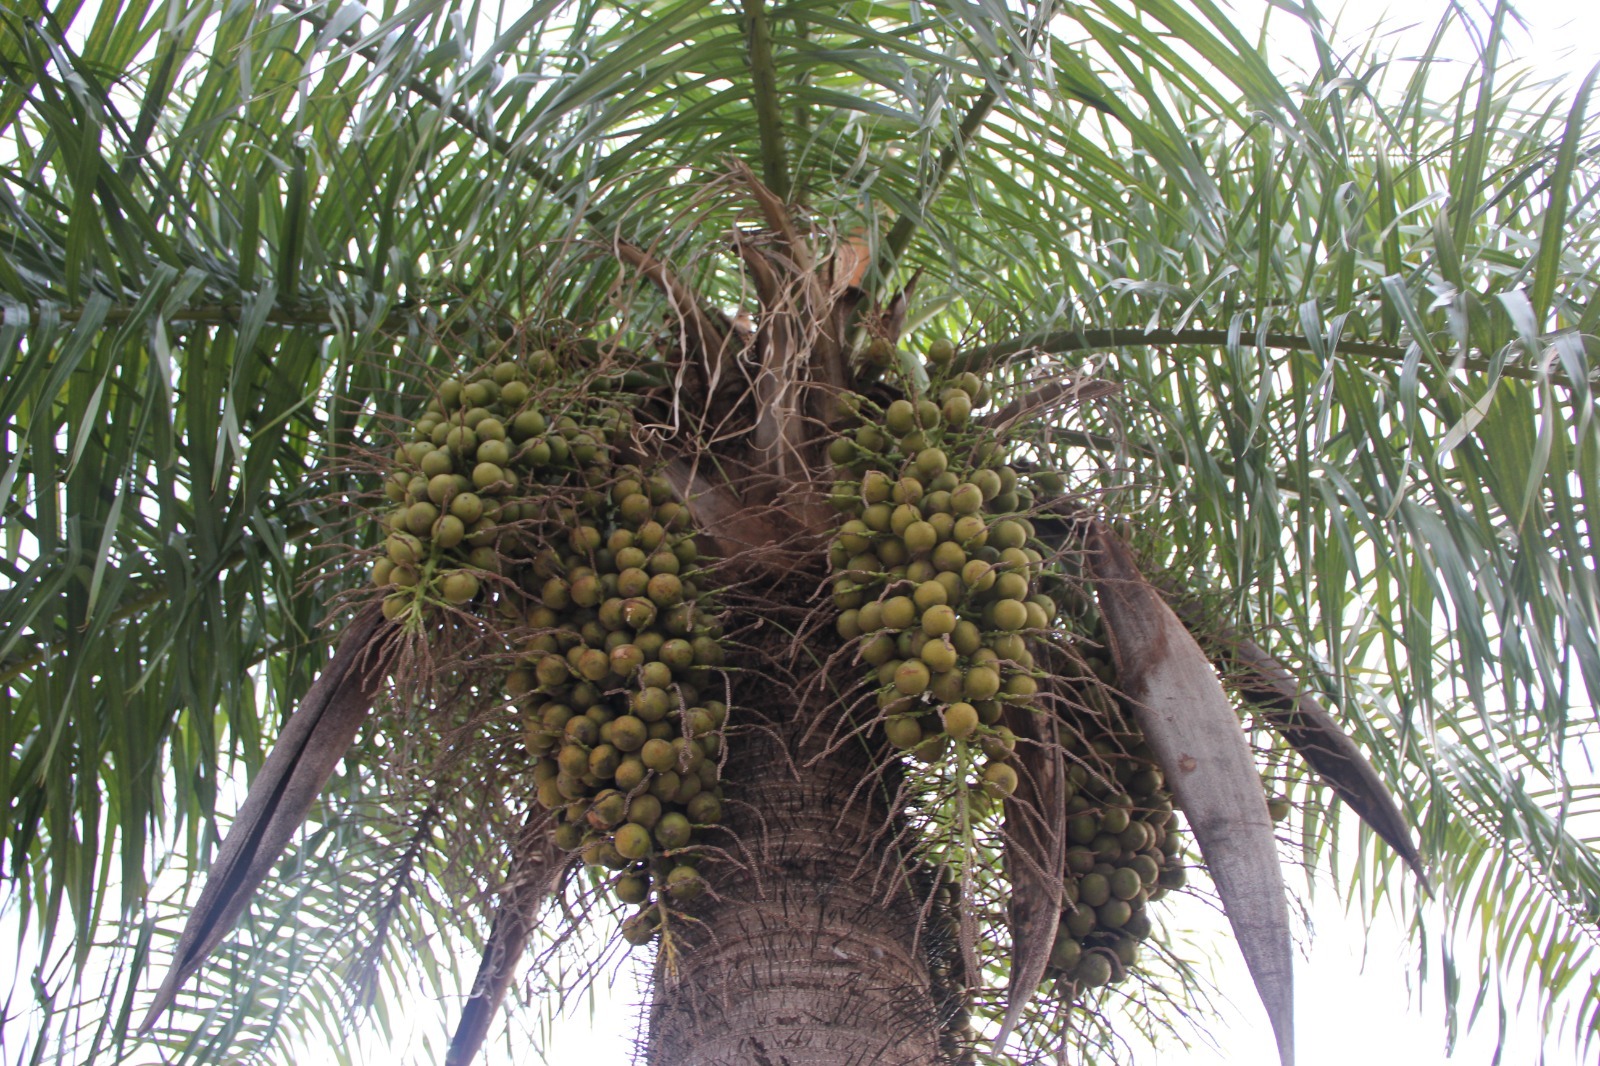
980 761 1018 798
665 865 705 901
655 812 692 850
942 702 979 739
1074 951 1114 988
440 570 480 604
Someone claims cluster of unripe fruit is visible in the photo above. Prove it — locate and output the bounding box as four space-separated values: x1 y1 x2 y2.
368 351 727 944
1046 652 1189 991
827 338 1058 802
828 337 1192 1007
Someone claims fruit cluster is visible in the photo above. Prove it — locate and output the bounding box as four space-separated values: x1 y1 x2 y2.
826 341 1059 801
1046 650 1188 990
368 351 727 942
827 337 1193 1008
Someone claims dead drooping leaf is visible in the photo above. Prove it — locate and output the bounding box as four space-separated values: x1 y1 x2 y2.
141 605 395 1031
1087 524 1295 1066
992 702 1065 1053
1225 636 1429 887
446 813 566 1066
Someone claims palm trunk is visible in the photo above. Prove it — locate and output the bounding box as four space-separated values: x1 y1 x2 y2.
647 689 950 1065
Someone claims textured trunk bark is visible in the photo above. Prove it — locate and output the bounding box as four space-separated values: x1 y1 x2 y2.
646 687 950 1065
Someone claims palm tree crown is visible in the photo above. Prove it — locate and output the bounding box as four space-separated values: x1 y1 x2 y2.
1 0 1596 1060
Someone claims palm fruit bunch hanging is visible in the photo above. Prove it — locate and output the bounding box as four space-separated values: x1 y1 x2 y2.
365 345 728 944
1045 642 1189 991
827 336 1192 1009
827 338 1056 801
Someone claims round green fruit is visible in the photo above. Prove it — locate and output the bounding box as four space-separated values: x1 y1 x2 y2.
655 812 692 850
1074 951 1113 987
942 702 979 739
440 571 480 604
980 762 1018 798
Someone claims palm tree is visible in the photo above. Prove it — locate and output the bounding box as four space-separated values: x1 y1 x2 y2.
3 0 1597 1062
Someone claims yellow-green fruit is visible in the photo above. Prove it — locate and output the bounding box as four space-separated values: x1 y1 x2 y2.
992 569 1030 601
915 399 942 430
885 715 924 749
686 792 722 824
964 666 1001 700
1097 899 1132 929
1049 928 1083 971
892 476 924 506
535 777 564 809
914 448 948 479
881 596 918 630
1110 867 1143 901
1074 952 1114 987
1079 872 1111 907
949 483 983 515
609 715 647 752
655 812 692 849
371 558 395 586
951 620 983 656
886 400 917 436
904 521 937 555
890 503 920 536
647 573 684 607
477 438 511 468
981 762 1019 798
422 473 454 508
420 447 454 478
941 390 972 425
929 668 966 704
614 823 653 860
472 462 504 490
639 737 674 772
440 571 480 604
920 639 958 674
979 726 1016 759
894 660 931 695
861 633 898 667
989 598 1028 631
434 514 466 549
943 702 979 739
405 501 439 536
588 790 627 828
931 542 967 573
921 604 957 637
615 874 650 905
626 793 663 830
927 337 956 365
990 519 1026 550
858 472 891 505
666 865 705 901
382 592 410 620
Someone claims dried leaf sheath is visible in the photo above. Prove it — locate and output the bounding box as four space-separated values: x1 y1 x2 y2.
141 606 396 1030
1087 524 1295 1066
